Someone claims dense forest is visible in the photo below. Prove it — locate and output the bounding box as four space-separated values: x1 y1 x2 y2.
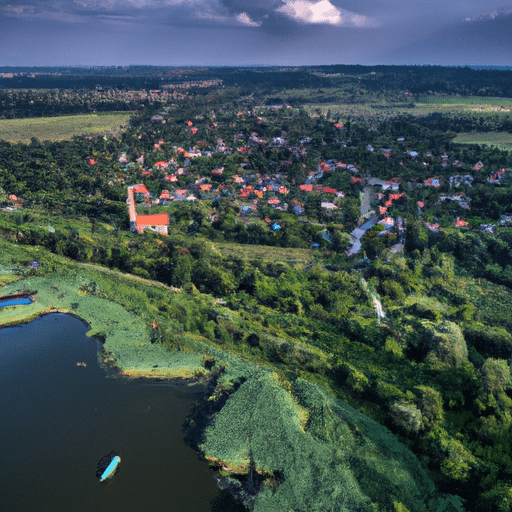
1 66 512 511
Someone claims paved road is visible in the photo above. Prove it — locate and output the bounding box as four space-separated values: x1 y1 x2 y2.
360 187 372 218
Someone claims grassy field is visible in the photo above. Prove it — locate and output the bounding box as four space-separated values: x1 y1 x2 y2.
0 112 132 143
213 242 316 266
453 131 512 151
301 94 512 120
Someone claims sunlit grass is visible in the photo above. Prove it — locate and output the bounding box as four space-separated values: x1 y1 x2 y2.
0 112 132 143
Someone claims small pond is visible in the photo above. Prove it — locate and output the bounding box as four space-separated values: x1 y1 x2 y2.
0 296 33 308
0 313 226 512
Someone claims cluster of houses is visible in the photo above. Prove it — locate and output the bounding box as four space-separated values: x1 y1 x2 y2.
118 117 510 253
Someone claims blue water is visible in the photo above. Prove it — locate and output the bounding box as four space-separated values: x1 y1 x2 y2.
0 314 224 512
0 297 32 308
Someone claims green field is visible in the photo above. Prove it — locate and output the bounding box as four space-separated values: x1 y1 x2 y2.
453 131 512 151
0 112 133 143
301 94 512 119
213 242 316 266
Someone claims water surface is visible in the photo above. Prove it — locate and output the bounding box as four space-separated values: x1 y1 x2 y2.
0 313 220 512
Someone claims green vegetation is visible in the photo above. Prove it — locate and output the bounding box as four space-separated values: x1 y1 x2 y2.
454 132 512 151
2 65 512 511
0 112 132 143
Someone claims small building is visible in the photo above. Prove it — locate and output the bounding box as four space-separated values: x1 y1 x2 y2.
135 213 169 235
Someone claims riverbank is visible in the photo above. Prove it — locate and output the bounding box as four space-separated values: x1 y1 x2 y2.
0 247 464 512
0 269 207 380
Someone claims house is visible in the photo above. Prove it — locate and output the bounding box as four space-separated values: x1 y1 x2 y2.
300 184 314 192
424 222 440 232
480 224 496 234
321 201 338 210
132 183 150 197
379 217 394 229
450 175 474 187
488 169 506 184
135 213 169 235
499 214 512 226
424 177 441 188
453 218 467 227
175 189 188 200
471 161 484 171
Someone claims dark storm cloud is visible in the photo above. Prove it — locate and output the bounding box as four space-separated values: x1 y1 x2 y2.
0 0 380 28
0 0 510 65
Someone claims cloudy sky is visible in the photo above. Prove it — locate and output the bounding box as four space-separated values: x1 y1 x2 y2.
1 0 511 66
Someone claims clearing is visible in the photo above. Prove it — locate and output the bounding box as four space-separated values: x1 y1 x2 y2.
0 112 132 143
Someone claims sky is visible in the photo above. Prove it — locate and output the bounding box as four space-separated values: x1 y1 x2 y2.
1 0 511 66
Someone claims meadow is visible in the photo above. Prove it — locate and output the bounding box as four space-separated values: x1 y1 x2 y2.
299 93 512 119
453 131 512 151
0 112 132 143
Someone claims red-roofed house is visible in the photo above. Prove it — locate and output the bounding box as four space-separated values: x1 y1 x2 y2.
454 218 467 227
132 184 149 196
268 198 281 205
417 201 425 209
200 184 212 192
300 184 314 192
186 120 193 127
322 187 338 194
471 161 484 171
191 127 198 135
165 174 178 182
135 213 169 235
350 177 363 184
379 206 388 215
155 161 169 170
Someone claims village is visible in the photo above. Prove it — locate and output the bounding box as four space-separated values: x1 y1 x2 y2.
111 107 511 258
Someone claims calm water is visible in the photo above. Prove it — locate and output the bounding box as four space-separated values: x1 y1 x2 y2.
0 313 221 512
0 297 32 308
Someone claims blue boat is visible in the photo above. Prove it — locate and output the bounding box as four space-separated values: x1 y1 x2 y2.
96 452 121 481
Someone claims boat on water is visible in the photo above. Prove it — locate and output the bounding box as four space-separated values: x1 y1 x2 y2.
96 452 121 482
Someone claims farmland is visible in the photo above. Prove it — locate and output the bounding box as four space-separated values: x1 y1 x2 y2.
453 131 512 151
0 112 132 143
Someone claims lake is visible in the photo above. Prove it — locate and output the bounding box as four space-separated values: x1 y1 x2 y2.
0 313 223 512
